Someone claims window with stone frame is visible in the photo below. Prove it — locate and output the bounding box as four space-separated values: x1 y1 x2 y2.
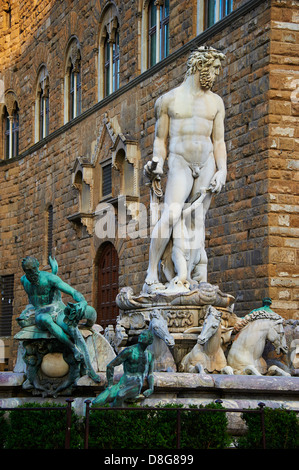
64 38 82 123
1 93 19 160
98 4 120 101
204 0 233 29
141 0 169 72
103 24 120 97
35 65 49 142
148 0 170 67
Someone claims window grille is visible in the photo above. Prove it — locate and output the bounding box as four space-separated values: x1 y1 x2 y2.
47 205 53 259
102 163 112 197
0 275 14 336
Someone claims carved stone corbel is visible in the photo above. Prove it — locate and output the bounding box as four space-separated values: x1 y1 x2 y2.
70 43 81 72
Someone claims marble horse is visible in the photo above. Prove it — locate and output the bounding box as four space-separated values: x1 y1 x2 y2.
224 310 290 376
179 305 229 374
147 309 177 372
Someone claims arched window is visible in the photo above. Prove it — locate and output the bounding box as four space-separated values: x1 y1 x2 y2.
103 24 120 97
2 94 19 159
69 61 81 119
35 66 49 142
64 38 81 123
98 5 120 100
97 242 119 328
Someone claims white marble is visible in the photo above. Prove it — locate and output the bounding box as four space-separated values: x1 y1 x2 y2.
143 46 227 294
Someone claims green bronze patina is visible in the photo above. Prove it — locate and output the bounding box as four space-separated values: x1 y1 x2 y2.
92 329 155 407
16 256 101 394
249 297 274 314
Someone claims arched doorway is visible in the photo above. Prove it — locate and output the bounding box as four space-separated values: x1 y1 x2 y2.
97 242 119 328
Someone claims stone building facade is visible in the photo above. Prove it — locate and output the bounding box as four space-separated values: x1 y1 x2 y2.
0 0 298 369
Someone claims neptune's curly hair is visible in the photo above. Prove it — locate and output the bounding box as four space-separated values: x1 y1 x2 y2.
186 46 226 77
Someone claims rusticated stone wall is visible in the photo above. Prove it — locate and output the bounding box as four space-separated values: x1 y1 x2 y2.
267 1 299 318
205 1 272 314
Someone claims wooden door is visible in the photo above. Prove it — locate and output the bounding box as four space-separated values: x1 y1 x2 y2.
97 243 119 328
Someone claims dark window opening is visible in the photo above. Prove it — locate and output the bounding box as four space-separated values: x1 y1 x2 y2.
47 205 53 259
102 163 112 197
0 275 14 336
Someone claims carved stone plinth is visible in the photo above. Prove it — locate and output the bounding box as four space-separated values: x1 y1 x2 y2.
110 283 236 368
117 305 206 333
116 283 235 314
14 324 117 397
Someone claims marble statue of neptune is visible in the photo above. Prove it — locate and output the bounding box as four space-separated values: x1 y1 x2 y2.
143 46 227 294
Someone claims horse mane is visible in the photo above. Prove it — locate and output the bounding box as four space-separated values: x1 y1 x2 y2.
233 309 282 334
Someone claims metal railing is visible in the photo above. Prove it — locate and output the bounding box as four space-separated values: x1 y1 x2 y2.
1 398 298 449
0 398 74 449
83 399 268 450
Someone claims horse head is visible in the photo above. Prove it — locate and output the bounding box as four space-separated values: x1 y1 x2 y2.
149 309 175 348
197 306 222 345
268 319 288 355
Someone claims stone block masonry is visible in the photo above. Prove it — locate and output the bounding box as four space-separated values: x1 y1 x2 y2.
267 0 299 319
